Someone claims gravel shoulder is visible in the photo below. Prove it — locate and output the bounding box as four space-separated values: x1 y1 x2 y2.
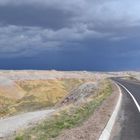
54 83 119 140
0 109 55 139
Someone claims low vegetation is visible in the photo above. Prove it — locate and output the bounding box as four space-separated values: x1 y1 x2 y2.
15 80 112 140
0 96 16 117
0 79 85 117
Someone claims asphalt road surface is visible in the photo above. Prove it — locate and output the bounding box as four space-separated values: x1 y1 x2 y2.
110 78 140 140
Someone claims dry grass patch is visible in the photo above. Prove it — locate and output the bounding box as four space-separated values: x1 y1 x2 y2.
15 80 112 140
0 79 85 117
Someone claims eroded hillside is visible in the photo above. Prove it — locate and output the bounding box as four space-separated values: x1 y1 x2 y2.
0 71 110 117
0 79 86 117
0 71 105 117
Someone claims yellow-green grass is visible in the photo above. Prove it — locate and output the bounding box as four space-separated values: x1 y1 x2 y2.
15 80 112 140
0 79 85 117
0 96 16 117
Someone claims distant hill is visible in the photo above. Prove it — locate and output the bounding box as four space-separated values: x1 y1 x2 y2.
0 70 103 117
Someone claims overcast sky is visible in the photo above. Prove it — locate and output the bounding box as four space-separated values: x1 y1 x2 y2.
0 0 140 71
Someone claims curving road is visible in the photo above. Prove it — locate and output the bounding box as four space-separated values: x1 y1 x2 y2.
0 109 55 139
110 78 140 140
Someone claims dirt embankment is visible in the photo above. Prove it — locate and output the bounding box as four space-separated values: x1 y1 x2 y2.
13 80 118 140
55 83 119 140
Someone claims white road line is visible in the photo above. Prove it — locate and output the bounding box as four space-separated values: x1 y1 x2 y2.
116 81 140 113
99 82 122 140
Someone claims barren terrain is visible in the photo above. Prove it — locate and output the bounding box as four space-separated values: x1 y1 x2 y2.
0 70 130 140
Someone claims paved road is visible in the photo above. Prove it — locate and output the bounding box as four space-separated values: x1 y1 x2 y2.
0 109 55 139
110 78 140 140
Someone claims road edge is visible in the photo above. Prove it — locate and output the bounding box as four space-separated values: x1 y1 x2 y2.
98 82 122 140
116 82 140 112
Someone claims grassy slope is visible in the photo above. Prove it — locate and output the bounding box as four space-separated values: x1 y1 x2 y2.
15 80 112 140
0 79 84 117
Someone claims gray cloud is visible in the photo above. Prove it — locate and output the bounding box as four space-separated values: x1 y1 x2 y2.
0 5 75 29
1 0 140 29
0 0 140 57
0 24 111 57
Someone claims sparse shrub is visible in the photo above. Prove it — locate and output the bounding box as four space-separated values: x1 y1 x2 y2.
15 136 23 140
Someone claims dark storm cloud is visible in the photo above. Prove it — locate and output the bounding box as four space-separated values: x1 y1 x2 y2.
0 0 140 64
1 0 140 29
0 4 75 29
